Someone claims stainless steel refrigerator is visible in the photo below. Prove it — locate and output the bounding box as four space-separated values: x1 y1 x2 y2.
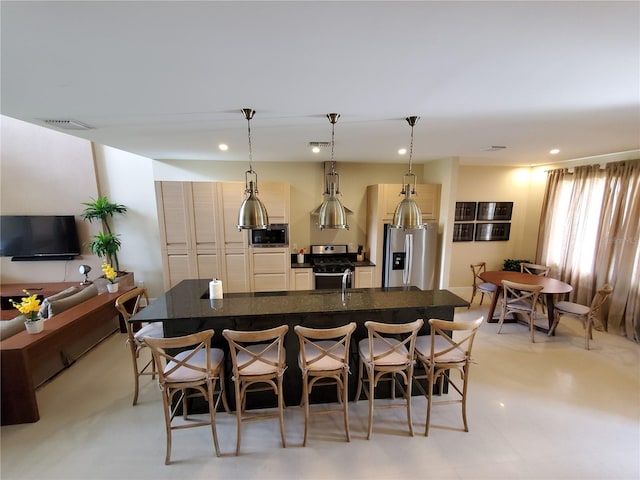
382 222 438 290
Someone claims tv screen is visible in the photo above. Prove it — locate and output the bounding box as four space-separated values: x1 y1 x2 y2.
0 215 81 260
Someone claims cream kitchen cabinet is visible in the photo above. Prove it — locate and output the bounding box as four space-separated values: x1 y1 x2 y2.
290 268 313 291
380 183 440 221
354 266 375 288
224 248 250 293
156 180 290 292
156 182 223 289
250 248 290 292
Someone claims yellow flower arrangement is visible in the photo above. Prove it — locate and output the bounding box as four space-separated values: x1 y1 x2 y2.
10 290 42 322
101 262 117 284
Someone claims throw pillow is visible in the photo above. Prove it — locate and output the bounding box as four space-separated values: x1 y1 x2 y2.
39 286 80 319
0 315 26 340
47 284 99 317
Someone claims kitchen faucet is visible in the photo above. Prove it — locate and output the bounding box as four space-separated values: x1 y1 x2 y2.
341 268 352 299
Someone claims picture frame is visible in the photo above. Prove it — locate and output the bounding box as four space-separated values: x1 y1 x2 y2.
475 222 511 241
453 223 475 242
477 202 513 221
454 202 477 222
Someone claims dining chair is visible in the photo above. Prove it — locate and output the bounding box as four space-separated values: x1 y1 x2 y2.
414 317 483 436
294 322 356 446
469 262 497 308
548 283 613 350
498 280 544 342
115 287 164 405
144 329 227 464
355 319 423 439
222 325 289 455
520 262 551 313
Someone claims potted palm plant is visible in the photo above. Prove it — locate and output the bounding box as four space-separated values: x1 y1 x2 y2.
81 196 127 272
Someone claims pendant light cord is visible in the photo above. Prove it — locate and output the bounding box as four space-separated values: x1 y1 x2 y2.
242 108 256 173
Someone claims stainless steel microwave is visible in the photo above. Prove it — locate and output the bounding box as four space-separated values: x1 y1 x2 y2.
249 224 289 247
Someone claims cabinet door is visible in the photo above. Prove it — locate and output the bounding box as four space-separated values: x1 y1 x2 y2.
156 182 191 253
220 182 248 249
251 248 289 292
415 184 441 220
355 267 374 288
224 249 249 293
290 268 313 291
196 253 221 281
165 254 192 289
381 183 440 221
191 182 219 251
258 182 290 224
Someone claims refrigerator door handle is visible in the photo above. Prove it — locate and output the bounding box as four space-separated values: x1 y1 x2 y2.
403 234 413 284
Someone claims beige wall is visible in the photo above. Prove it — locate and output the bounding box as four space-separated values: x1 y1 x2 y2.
448 165 547 287
0 116 100 283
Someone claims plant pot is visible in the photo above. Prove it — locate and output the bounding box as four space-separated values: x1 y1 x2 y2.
107 283 119 293
24 319 45 334
297 254 305 264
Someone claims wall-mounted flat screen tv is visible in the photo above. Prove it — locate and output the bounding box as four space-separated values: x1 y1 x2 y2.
0 215 81 260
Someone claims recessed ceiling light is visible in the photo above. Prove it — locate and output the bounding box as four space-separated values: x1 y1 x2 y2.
398 148 407 155
218 143 228 151
549 148 560 155
312 146 320 153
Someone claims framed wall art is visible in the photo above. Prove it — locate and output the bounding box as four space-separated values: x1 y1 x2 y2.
454 202 477 222
477 202 513 221
475 222 511 241
453 223 475 242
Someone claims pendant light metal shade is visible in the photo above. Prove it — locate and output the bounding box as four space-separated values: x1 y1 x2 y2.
237 108 269 230
391 116 424 230
318 113 349 230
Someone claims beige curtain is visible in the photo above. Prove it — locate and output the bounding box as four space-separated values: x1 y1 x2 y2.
595 160 640 340
537 159 640 342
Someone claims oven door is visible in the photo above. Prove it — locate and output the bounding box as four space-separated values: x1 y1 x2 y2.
314 272 353 290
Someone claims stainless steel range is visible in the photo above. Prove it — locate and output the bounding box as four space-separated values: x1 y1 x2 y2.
311 244 354 289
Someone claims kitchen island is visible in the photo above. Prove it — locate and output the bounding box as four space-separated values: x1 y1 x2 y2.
131 279 468 407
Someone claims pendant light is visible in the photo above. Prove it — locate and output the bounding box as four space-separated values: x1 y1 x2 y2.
318 113 349 230
391 116 424 229
237 108 269 230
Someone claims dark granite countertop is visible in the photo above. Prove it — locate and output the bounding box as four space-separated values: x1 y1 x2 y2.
131 279 468 323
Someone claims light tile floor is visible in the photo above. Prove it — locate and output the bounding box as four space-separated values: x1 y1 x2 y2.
1 297 639 479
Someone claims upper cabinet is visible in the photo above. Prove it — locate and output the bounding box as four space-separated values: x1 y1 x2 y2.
219 182 248 249
380 183 440 221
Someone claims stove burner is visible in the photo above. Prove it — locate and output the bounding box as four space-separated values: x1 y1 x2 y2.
310 244 354 273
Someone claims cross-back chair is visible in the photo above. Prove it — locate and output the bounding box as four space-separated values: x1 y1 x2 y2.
144 330 227 464
294 322 356 446
469 262 497 308
222 325 289 455
355 319 423 439
498 280 544 342
520 262 551 313
548 283 613 349
414 317 483 436
115 287 163 405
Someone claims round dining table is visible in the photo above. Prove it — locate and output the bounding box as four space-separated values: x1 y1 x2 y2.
479 270 573 333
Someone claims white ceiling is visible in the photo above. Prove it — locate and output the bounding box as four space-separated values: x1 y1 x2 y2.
2 1 639 167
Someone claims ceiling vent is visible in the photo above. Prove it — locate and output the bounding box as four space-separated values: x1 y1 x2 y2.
308 141 331 148
483 145 507 152
42 119 94 130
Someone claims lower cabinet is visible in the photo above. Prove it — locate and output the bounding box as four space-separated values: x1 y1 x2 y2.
355 267 375 288
224 249 250 293
290 268 313 291
251 248 290 292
